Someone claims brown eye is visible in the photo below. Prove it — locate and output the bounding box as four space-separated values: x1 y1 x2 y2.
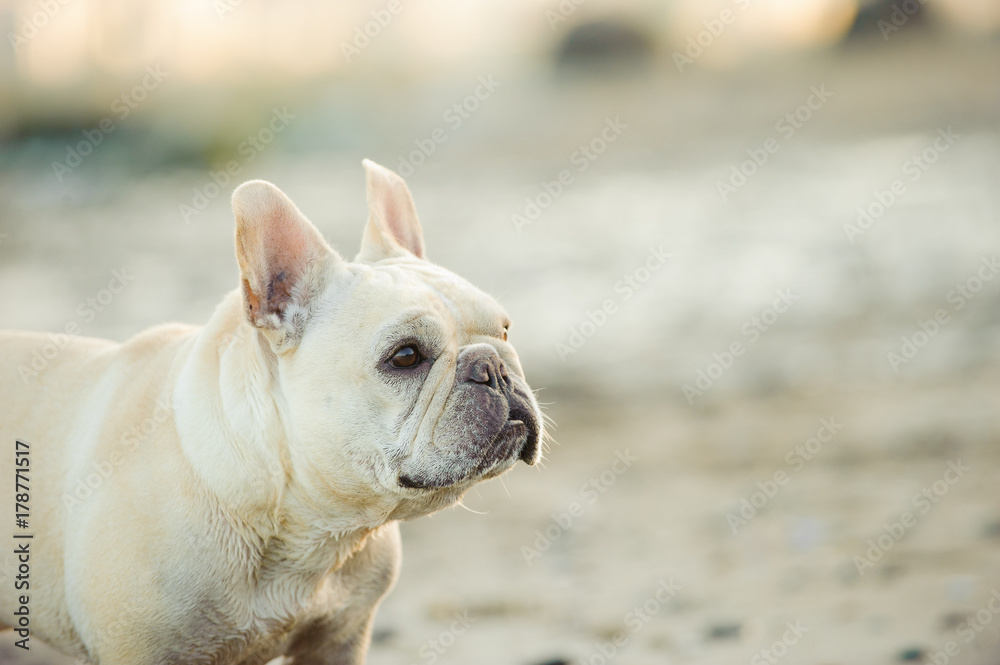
502 327 508 342
389 345 421 368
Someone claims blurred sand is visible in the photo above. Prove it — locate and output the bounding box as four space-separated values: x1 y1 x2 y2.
2 36 1000 665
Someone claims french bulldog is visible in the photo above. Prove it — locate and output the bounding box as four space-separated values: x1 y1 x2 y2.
0 160 544 664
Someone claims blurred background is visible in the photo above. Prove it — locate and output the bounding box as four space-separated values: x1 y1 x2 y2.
1 0 1000 663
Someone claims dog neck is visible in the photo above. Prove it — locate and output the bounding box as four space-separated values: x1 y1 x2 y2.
174 291 384 580
173 291 287 523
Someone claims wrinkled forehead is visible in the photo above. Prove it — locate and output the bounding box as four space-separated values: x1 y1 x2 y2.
347 259 507 333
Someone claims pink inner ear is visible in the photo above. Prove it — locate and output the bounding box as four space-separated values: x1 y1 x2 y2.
256 207 319 318
364 160 425 259
233 179 332 328
265 212 309 279
380 199 424 258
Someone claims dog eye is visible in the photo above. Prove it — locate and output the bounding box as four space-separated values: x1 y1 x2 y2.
389 345 421 368
502 324 509 342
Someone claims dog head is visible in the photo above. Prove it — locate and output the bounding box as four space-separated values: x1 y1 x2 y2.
231 160 543 522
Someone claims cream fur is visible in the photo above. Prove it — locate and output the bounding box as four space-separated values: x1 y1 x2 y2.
0 161 543 664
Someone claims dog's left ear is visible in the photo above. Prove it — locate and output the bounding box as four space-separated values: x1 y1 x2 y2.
357 159 426 261
232 180 338 349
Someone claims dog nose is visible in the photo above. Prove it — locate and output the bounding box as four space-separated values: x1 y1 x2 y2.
458 344 509 391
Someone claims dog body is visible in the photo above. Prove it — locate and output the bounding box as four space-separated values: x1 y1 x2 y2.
0 161 542 664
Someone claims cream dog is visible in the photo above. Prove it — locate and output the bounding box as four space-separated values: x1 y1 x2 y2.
0 160 543 664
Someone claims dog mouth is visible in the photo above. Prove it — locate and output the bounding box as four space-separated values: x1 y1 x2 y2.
397 473 439 490
508 401 540 465
398 408 540 490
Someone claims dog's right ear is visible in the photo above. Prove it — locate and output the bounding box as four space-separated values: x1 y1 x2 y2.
232 180 338 350
358 159 426 262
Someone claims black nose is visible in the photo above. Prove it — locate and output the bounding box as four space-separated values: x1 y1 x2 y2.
460 348 510 392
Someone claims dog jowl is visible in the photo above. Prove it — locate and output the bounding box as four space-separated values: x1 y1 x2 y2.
0 159 544 665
